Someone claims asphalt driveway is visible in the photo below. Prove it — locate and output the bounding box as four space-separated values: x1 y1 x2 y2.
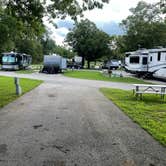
0 72 166 166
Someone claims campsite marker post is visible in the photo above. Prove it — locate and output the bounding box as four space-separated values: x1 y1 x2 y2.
14 77 22 95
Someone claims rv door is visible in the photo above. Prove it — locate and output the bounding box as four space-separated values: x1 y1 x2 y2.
142 57 147 65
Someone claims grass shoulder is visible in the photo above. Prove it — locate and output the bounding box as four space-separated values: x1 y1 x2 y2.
64 70 147 84
15 69 35 74
0 76 43 108
100 88 166 146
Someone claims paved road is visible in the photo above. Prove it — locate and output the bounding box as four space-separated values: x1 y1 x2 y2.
0 72 166 166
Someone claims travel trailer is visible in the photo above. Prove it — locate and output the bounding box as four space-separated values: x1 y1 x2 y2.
42 54 67 74
153 68 166 80
125 48 166 77
1 52 31 70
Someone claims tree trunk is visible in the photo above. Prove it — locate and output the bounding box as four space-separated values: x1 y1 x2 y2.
82 56 85 68
87 61 90 69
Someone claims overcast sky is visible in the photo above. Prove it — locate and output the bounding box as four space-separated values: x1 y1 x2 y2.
44 0 159 45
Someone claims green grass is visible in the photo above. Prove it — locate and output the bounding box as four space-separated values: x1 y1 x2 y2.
0 76 43 108
15 69 35 74
100 88 166 146
64 70 147 84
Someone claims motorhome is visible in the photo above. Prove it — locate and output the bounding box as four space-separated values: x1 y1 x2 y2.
125 48 166 77
1 52 31 70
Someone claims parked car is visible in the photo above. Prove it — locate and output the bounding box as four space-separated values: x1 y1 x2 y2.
103 59 121 70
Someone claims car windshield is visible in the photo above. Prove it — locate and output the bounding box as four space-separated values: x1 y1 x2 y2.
2 54 16 63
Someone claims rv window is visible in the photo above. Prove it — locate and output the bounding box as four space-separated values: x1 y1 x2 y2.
142 57 147 65
125 53 130 57
2 54 15 63
150 56 152 61
130 56 139 64
158 52 161 61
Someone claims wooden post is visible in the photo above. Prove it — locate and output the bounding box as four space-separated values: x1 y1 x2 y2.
14 77 22 95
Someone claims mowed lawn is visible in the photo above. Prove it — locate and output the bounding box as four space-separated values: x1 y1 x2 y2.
64 70 147 84
0 76 42 108
101 88 166 146
15 69 35 74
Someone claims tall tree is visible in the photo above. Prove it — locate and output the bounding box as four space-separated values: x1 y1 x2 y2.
16 39 43 63
121 1 166 51
4 0 45 39
66 19 110 68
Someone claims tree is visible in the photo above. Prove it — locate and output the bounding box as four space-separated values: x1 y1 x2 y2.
3 0 109 20
66 19 110 68
4 0 45 39
121 1 166 51
159 0 166 14
54 46 75 59
16 39 43 63
47 0 109 20
0 8 18 52
41 38 57 55
0 0 110 63
41 37 75 59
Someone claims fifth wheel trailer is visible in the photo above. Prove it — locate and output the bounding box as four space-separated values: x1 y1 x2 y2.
125 48 166 77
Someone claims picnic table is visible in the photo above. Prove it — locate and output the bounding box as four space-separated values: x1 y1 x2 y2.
133 84 166 100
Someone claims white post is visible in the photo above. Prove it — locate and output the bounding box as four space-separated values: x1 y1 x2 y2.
14 77 22 95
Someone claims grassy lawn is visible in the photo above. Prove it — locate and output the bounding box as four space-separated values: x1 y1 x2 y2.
100 88 166 146
15 69 35 74
64 70 147 84
0 76 43 108
15 64 43 74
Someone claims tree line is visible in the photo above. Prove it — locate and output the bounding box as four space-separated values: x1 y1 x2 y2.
0 0 109 63
0 0 165 66
65 1 166 67
109 1 166 59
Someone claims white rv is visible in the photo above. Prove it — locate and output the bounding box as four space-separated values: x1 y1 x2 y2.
125 48 166 77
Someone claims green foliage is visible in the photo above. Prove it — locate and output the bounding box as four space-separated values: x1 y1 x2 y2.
0 0 110 63
0 76 42 108
0 9 18 52
0 4 44 63
41 38 57 55
15 70 35 74
41 37 75 59
47 0 109 20
64 70 147 84
121 1 166 51
16 39 43 63
102 35 126 61
100 88 166 146
5 0 45 38
54 45 75 59
66 19 111 67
